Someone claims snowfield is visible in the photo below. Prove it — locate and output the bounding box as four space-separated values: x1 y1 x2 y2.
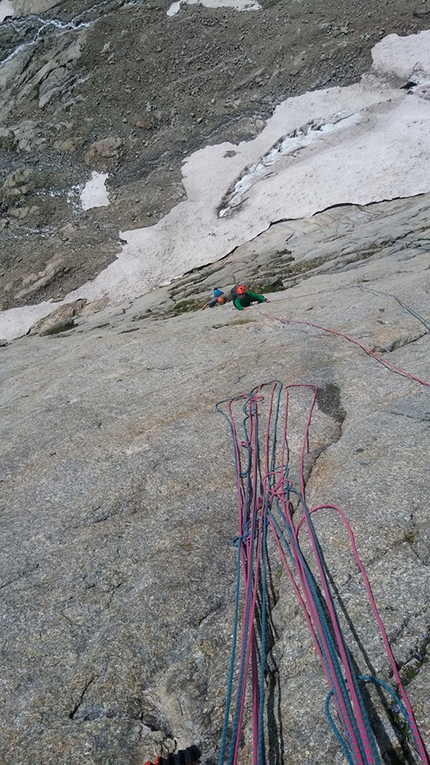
1 30 430 341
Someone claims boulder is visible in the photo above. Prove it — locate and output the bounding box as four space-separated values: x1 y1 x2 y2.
38 66 69 108
0 128 17 151
0 168 35 208
55 136 84 153
84 137 123 167
28 298 87 335
14 257 66 301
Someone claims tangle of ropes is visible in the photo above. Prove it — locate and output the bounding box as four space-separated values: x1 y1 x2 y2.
216 381 429 765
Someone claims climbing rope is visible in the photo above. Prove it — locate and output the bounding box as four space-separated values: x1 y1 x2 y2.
357 286 430 333
216 381 429 765
256 309 430 389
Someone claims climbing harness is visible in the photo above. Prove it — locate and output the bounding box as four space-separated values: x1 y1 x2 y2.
216 381 429 765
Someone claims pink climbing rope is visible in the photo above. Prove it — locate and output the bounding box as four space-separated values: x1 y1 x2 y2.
217 381 429 765
297 503 429 764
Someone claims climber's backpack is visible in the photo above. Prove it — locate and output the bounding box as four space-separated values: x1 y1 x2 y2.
146 745 202 765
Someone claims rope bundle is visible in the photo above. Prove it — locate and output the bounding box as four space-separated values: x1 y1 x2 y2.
216 381 428 765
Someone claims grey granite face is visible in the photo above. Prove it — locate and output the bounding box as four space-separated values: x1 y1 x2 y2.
1 195 429 764
1 3 430 763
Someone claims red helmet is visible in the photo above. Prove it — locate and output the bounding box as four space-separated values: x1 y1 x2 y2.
236 285 247 295
216 295 226 304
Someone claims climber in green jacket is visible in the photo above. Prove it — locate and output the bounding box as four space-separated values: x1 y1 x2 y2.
230 284 269 311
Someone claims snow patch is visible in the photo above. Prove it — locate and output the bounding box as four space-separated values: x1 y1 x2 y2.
219 112 362 217
80 172 110 210
167 0 260 17
413 82 430 101
0 0 14 22
372 30 430 82
0 301 57 340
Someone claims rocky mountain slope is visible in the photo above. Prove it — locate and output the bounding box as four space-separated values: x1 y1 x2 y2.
1 1 430 765
0 0 429 310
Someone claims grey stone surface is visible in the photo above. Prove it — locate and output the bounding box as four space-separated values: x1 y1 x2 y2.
1 197 429 764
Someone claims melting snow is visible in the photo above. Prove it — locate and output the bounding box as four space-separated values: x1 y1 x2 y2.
167 0 260 17
0 0 14 22
1 30 430 340
80 172 110 210
219 112 362 217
